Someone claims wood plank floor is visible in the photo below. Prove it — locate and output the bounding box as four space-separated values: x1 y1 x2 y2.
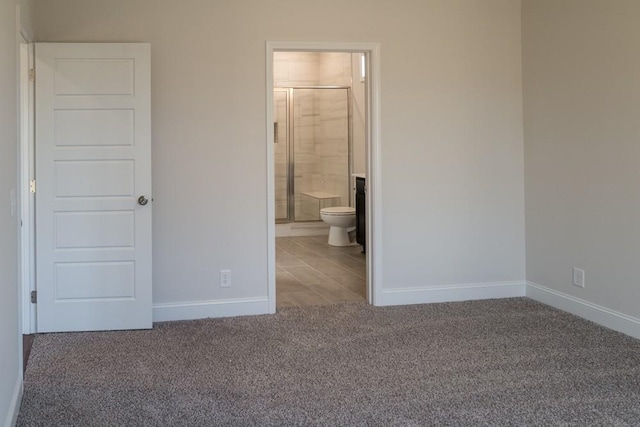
276 236 366 309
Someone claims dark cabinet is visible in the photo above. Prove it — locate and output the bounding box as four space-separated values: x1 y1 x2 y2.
355 177 366 251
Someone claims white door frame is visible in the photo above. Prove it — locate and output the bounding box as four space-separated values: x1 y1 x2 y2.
265 41 383 313
18 30 35 334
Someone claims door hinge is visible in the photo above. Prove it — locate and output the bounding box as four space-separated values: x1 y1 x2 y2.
29 68 35 82
30 180 36 193
30 290 37 304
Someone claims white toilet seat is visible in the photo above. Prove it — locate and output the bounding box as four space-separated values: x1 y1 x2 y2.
320 207 355 216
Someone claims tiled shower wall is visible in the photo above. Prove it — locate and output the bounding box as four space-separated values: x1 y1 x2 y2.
309 89 349 216
274 52 353 222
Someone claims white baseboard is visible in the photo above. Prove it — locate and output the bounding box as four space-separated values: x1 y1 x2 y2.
526 282 640 340
149 282 640 340
153 297 270 322
378 281 526 306
5 375 22 427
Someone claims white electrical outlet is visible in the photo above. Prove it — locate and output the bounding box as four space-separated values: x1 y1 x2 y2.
572 267 585 288
220 270 231 288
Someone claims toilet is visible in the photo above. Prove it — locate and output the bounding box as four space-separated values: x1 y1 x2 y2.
320 207 356 247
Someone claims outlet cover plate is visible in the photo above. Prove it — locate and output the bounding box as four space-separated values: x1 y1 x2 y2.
572 267 585 288
220 270 231 288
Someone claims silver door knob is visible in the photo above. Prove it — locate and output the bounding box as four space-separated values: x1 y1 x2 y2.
138 196 149 206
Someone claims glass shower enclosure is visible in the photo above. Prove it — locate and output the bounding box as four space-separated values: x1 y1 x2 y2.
274 87 351 223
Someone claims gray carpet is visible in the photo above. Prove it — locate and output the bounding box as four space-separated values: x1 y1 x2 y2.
17 298 640 426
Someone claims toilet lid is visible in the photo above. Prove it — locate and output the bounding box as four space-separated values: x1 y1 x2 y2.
320 207 355 215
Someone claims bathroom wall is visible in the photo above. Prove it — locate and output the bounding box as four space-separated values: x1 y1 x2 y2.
319 52 352 86
351 53 366 178
274 52 353 221
34 0 525 310
274 52 320 87
309 87 350 212
314 53 352 211
293 88 325 220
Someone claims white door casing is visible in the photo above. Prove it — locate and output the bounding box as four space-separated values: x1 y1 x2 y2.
35 43 152 332
266 42 382 312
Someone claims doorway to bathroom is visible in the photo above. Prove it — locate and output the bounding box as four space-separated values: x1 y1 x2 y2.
266 42 381 313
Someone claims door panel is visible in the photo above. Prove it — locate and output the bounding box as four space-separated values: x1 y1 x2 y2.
36 43 152 332
54 59 135 95
54 110 135 147
54 160 135 197
55 262 135 300
54 211 135 248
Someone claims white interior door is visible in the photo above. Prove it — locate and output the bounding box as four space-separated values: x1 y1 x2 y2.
35 43 152 332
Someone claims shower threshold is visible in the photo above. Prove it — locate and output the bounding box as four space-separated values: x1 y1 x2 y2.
275 221 329 237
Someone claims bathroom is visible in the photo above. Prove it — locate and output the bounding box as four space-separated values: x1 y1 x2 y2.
273 51 368 309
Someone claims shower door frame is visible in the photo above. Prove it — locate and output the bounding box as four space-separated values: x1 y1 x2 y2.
273 88 290 223
274 86 353 223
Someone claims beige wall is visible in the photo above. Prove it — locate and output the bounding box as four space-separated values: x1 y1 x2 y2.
0 0 19 421
523 0 640 318
34 0 525 304
1 0 32 423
